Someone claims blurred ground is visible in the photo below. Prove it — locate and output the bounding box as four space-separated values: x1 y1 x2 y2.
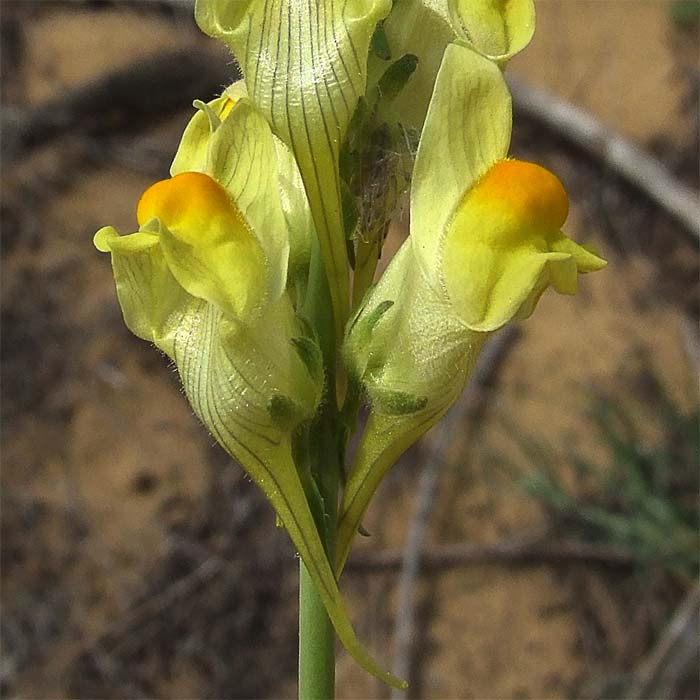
1 1 698 699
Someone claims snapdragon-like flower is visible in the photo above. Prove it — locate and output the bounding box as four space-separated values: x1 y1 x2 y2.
172 83 314 299
338 44 605 571
95 97 403 689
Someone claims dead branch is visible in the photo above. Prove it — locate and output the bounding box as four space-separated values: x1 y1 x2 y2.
347 535 637 573
507 75 700 241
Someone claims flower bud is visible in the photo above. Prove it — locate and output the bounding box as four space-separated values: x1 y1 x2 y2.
448 0 536 63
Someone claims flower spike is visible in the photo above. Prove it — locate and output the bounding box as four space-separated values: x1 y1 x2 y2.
96 4 605 690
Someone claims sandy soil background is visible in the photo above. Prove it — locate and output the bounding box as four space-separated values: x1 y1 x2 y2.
1 1 698 699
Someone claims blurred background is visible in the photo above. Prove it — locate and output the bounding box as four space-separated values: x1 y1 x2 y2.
1 1 698 698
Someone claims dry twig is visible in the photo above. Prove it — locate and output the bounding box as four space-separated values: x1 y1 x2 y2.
346 534 637 573
626 581 700 699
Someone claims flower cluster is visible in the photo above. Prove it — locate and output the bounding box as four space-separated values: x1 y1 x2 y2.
95 0 605 687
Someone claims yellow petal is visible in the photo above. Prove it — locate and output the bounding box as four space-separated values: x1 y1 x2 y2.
171 95 231 176
547 253 579 295
137 172 268 321
411 44 512 282
550 232 608 273
465 159 569 237
93 225 191 346
442 159 605 330
442 244 556 330
137 171 245 243
205 101 290 303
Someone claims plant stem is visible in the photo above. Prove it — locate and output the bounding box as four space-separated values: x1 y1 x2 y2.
299 237 341 700
299 560 336 700
299 399 340 699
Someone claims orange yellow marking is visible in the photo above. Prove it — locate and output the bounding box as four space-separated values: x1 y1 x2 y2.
470 159 569 231
137 172 249 244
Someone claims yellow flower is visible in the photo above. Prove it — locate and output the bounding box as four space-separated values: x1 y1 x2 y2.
338 44 606 573
134 171 268 322
95 95 404 691
411 43 606 329
443 158 605 331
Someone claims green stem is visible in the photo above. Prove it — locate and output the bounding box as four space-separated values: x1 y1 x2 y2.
303 238 336 377
299 237 341 700
299 398 340 699
299 559 336 700
351 235 380 311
